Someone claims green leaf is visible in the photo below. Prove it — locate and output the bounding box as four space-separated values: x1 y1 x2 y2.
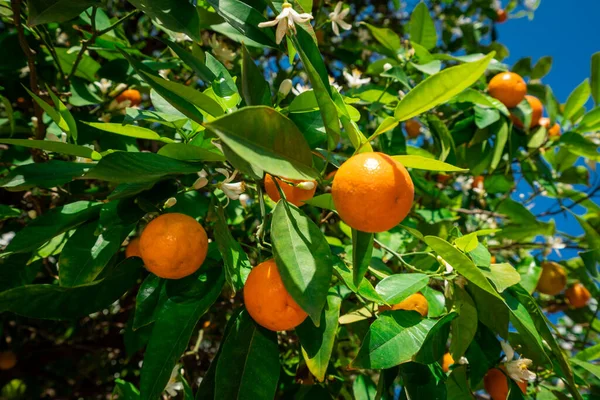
213 205 251 294
361 23 402 58
409 2 437 50
113 379 140 399
490 120 509 171
392 155 467 172
367 116 399 142
563 79 591 123
353 375 377 400
206 0 277 48
572 212 600 251
0 161 90 191
577 106 600 132
85 152 203 183
352 229 374 287
352 311 455 369
214 309 280 400
303 193 336 211
449 287 477 360
399 363 447 398
375 273 429 305
334 259 384 304
271 202 333 326
0 257 141 319
157 143 226 162
127 0 202 41
241 44 271 106
574 342 600 361
530 56 552 79
424 236 501 300
140 265 224 400
483 263 521 293
452 88 509 116
84 122 175 143
394 52 494 121
28 0 99 26
204 106 318 180
0 205 21 221
296 290 342 382
0 138 101 160
46 86 78 141
591 52 600 105
426 113 455 162
558 132 600 161
3 201 102 256
133 274 165 330
445 366 472 400
163 39 217 83
333 90 371 152
55 47 100 81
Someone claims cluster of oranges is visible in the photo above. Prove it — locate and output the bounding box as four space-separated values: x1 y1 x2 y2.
488 71 561 137
536 261 591 308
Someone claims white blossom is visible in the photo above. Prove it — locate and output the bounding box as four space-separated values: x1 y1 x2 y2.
291 83 310 96
173 32 192 43
328 76 342 92
329 2 352 36
383 63 393 71
258 2 313 44
501 340 515 361
506 358 536 382
543 236 566 257
93 78 112 94
343 69 370 88
208 34 236 67
164 365 184 397
216 168 246 201
524 0 538 11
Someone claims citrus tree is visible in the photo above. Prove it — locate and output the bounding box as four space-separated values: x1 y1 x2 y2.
0 0 599 398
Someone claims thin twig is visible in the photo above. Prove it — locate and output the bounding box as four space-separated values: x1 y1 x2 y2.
452 208 506 218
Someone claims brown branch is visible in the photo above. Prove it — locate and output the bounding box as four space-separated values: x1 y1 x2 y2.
452 208 506 218
11 0 46 142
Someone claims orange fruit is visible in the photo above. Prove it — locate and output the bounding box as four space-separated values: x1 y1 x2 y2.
491 255 496 264
125 237 142 258
0 351 17 370
437 174 451 185
379 293 429 317
264 174 316 207
484 368 527 400
536 261 567 296
539 117 561 137
473 175 484 189
139 213 208 279
325 170 337 181
496 9 508 23
565 283 591 308
243 259 308 331
511 95 543 129
488 72 527 108
116 89 142 106
331 152 414 233
442 352 454 373
405 119 421 139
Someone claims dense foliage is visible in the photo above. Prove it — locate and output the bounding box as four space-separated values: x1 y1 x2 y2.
0 0 599 399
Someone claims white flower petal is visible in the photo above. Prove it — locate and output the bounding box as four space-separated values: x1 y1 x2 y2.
258 19 279 28
332 21 340 36
337 20 352 30
501 341 515 361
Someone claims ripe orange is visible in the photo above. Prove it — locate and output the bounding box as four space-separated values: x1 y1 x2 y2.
116 89 142 106
539 117 561 137
404 119 421 139
379 293 429 317
473 175 484 189
264 174 317 207
490 255 496 263
331 152 414 233
125 237 142 258
0 351 17 370
511 95 543 129
536 261 567 296
139 213 208 279
488 72 527 108
244 259 308 331
442 352 454 373
437 174 451 185
496 9 508 23
565 283 591 308
484 368 527 400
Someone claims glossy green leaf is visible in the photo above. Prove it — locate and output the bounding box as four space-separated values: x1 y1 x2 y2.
483 263 521 293
157 143 226 162
449 287 477 360
490 120 509 171
427 113 455 162
558 132 600 160
206 0 278 48
577 106 600 132
392 155 467 172
353 311 454 369
0 161 90 191
85 152 203 183
394 52 494 121
530 56 552 79
214 309 280 400
127 0 202 41
571 358 600 380
563 79 591 122
452 88 509 116
3 201 102 256
271 201 333 325
164 39 217 83
214 205 251 294
334 260 384 304
352 229 374 287
0 257 141 319
140 265 224 400
124 108 189 130
424 236 501 299
303 193 336 211
409 2 437 50
362 23 402 58
592 52 600 105
353 375 377 400
205 106 318 180
375 273 429 305
445 366 472 400
0 138 101 160
46 86 78 141
85 122 174 143
133 274 165 330
399 362 447 398
28 0 99 26
241 44 271 106
113 379 140 399
296 290 342 381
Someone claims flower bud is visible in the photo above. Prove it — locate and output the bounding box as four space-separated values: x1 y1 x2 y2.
383 63 393 71
193 177 209 190
278 79 293 97
296 181 315 191
164 197 177 208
